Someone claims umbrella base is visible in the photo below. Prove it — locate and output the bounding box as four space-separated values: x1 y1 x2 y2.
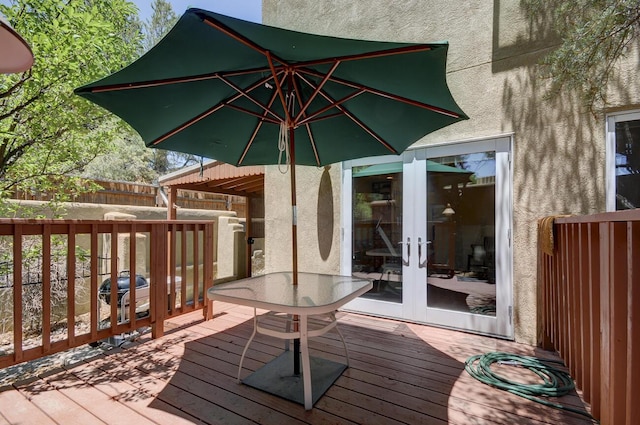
242 351 346 408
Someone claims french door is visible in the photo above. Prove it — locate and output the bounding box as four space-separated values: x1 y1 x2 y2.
342 137 513 337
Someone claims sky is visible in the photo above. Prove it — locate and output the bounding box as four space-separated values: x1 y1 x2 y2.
0 1 262 23
132 0 261 23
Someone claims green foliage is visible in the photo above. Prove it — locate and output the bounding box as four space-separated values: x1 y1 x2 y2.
522 0 640 110
79 118 158 183
0 0 143 215
139 0 199 175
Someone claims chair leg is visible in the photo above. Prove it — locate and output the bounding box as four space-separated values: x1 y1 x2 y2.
238 308 258 382
331 312 350 367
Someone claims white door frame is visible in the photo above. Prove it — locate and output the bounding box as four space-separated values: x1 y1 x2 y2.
342 136 513 338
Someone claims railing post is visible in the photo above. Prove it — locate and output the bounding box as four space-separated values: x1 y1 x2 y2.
587 222 601 419
627 221 640 425
151 222 168 338
609 222 628 425
599 222 611 424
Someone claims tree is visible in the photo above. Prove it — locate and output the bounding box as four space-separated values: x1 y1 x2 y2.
82 0 199 185
141 0 199 176
523 0 640 110
143 0 178 51
0 0 142 215
79 121 158 183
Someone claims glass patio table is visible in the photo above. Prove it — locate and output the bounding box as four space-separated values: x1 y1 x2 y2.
207 271 372 410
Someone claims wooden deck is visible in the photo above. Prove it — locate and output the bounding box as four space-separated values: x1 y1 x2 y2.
0 303 593 424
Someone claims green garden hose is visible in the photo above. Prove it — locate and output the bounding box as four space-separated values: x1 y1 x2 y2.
465 352 597 422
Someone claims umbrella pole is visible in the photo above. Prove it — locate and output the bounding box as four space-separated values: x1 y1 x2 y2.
289 123 302 376
290 124 298 285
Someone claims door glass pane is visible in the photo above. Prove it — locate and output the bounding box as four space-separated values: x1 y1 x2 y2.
352 163 403 303
615 119 640 210
426 153 496 316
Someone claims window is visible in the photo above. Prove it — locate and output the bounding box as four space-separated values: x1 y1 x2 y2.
607 111 640 211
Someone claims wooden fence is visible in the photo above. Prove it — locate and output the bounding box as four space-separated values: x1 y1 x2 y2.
538 209 640 425
0 219 214 369
13 180 247 217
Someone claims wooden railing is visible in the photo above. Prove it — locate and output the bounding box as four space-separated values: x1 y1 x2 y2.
0 219 214 369
538 209 640 425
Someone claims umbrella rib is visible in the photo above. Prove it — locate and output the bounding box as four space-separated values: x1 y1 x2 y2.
80 67 277 93
290 76 321 166
226 104 281 124
199 13 289 66
294 61 340 122
293 44 433 69
238 87 281 165
218 73 284 122
151 74 279 147
296 90 365 127
297 73 398 155
266 51 291 125
301 68 462 119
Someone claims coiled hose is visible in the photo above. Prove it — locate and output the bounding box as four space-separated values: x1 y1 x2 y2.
465 352 596 422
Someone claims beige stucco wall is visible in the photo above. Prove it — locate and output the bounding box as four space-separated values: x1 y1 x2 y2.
7 200 236 221
262 1 639 344
7 199 242 279
265 164 342 275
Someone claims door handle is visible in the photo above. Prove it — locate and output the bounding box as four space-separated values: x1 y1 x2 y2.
399 237 410 266
418 237 431 269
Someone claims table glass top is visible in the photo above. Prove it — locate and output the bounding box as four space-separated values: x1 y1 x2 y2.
207 272 372 309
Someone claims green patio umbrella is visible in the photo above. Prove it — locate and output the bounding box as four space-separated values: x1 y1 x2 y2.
75 6 467 381
76 8 467 283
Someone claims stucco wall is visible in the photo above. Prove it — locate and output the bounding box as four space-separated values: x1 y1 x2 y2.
8 199 236 221
265 164 342 275
7 199 243 279
262 1 638 344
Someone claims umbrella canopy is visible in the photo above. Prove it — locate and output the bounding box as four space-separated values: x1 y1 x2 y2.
75 8 467 168
0 15 34 74
76 8 468 287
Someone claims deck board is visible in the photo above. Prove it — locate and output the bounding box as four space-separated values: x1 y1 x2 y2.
0 303 594 425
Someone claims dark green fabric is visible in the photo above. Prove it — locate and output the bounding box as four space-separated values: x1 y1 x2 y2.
76 8 468 166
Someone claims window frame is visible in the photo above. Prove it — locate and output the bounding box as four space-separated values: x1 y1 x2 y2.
606 110 640 211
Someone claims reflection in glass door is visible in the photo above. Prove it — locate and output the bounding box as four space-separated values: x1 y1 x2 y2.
425 153 496 317
351 163 403 303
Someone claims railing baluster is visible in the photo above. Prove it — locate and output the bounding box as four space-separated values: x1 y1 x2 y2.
13 224 23 363
578 223 589 400
90 224 98 342
67 223 76 346
42 224 51 352
169 224 177 315
193 223 200 309
129 222 137 330
181 224 188 312
110 224 118 334
588 222 601 419
599 222 612 423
